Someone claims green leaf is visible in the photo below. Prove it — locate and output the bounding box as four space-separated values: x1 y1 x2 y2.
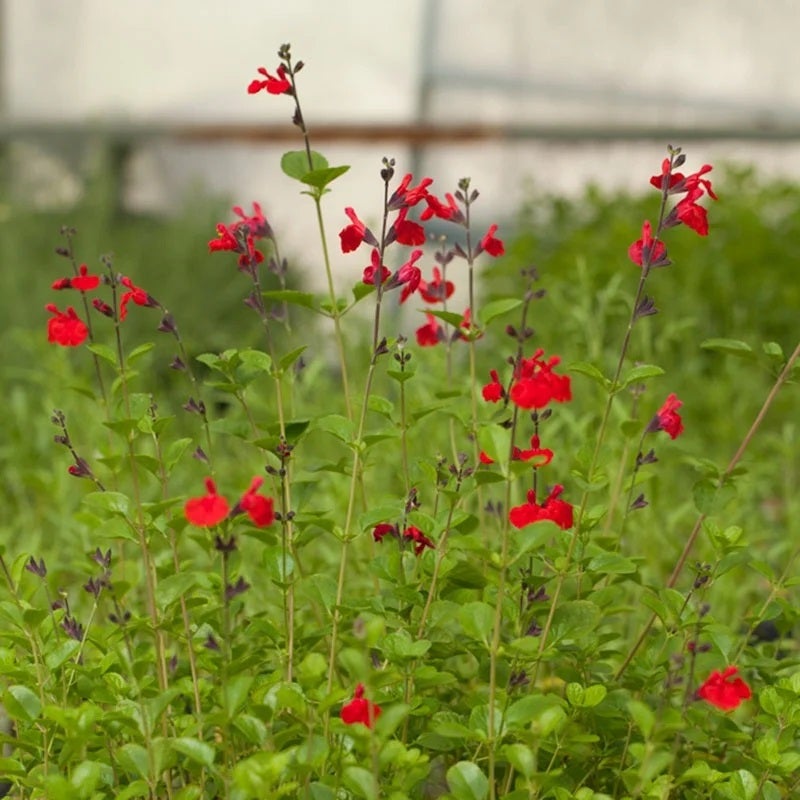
701 338 756 360
568 361 611 390
480 298 522 325
620 363 665 389
127 342 155 365
502 743 536 778
279 345 308 371
459 602 495 646
313 414 355 443
82 491 131 517
628 699 655 738
300 165 350 189
117 743 150 780
427 309 467 329
281 149 328 180
262 289 319 312
45 639 80 670
3 685 42 721
86 342 118 365
446 761 489 800
171 738 216 769
343 766 379 800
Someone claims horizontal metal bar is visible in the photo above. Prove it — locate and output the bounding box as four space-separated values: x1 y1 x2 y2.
1 120 799 144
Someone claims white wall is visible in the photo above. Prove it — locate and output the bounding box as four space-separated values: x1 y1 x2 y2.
6 0 800 284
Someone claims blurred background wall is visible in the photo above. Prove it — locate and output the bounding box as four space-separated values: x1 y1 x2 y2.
3 0 800 285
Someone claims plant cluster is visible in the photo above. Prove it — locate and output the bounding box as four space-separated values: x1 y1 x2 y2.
0 43 798 800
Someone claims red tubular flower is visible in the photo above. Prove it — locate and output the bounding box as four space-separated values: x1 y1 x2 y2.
120 277 156 320
697 666 751 711
404 525 435 555
392 207 426 246
247 65 291 95
675 188 709 236
397 249 424 303
517 435 554 467
509 351 571 410
478 224 505 257
418 266 454 304
373 523 397 543
46 304 88 347
362 249 391 286
628 220 668 267
509 485 573 530
340 683 381 727
340 207 374 253
420 192 463 223
416 314 442 346
52 264 101 292
651 393 684 439
238 476 274 527
389 174 433 209
482 369 505 403
185 478 230 527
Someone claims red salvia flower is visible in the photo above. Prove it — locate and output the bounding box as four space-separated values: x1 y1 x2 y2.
416 314 442 347
120 277 156 320
340 683 381 728
372 523 397 543
46 304 88 347
389 174 433 209
392 207 426 246
247 65 291 95
478 224 505 257
92 298 114 318
509 485 573 530
509 350 571 410
404 525 435 555
238 476 275 527
420 192 463 223
482 369 505 403
628 220 667 267
340 207 378 253
697 666 751 711
397 249 424 303
418 266 454 304
52 264 101 292
185 478 230 527
362 249 391 286
675 188 710 236
649 393 684 439
480 435 554 467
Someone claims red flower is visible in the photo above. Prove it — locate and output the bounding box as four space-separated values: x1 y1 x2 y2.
247 65 291 95
362 249 391 286
418 267 455 304
397 249 424 303
46 304 88 347
209 204 269 268
52 264 101 292
420 192 463 223
120 277 156 320
478 224 505 257
482 369 505 403
697 666 751 711
340 207 375 253
392 207 426 246
389 174 433 209
628 220 668 267
675 188 709 236
238 476 274 527
340 683 381 728
404 525 435 555
509 350 571 410
372 523 397 543
416 314 442 346
185 478 230 527
509 485 573 530
517 434 554 467
651 393 684 439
